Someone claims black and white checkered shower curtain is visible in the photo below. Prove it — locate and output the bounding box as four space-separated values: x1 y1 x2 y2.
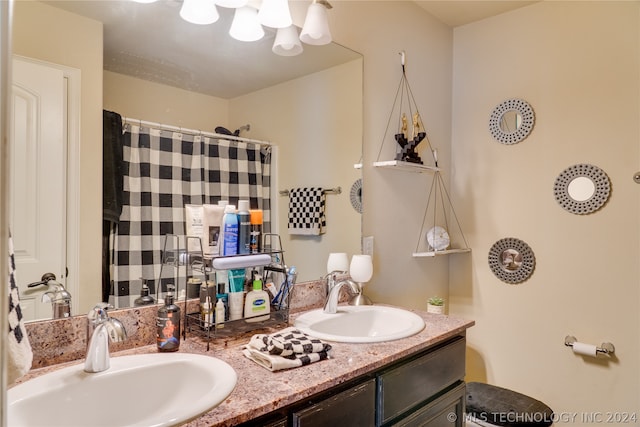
110 124 271 308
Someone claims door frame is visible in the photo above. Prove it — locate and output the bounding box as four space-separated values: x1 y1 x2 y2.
13 55 80 312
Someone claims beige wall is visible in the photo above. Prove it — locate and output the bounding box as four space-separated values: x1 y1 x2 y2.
103 71 228 130
449 0 639 415
12 1 103 312
330 1 454 308
229 59 363 281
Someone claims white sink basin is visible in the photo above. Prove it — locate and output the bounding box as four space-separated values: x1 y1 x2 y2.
294 305 425 343
8 353 237 427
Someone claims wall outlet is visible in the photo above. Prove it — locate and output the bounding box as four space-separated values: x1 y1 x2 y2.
363 236 374 256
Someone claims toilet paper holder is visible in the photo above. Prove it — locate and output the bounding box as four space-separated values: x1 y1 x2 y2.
564 335 615 355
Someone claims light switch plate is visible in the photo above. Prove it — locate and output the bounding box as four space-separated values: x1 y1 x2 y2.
363 236 374 257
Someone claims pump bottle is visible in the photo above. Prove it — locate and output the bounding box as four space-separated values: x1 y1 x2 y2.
157 286 181 352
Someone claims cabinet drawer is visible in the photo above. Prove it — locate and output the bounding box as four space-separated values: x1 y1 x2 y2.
392 382 465 427
377 338 465 425
293 379 376 427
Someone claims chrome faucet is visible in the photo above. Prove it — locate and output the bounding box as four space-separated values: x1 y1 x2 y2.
323 279 360 314
84 303 128 373
323 270 347 298
27 273 72 319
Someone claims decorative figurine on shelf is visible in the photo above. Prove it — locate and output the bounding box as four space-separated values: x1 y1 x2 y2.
376 51 438 167
394 111 426 164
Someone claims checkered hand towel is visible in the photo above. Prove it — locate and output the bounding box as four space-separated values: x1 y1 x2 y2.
7 232 33 384
242 327 332 371
287 187 326 235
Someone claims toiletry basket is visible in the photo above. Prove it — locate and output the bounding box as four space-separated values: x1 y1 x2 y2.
158 234 294 350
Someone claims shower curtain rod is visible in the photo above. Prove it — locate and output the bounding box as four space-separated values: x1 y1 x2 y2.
122 117 271 147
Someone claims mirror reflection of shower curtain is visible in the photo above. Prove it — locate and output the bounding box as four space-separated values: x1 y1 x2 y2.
110 123 271 308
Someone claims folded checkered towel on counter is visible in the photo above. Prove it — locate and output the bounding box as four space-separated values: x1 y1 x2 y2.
242 327 332 372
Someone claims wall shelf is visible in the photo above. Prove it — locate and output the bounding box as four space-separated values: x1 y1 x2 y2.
373 160 440 173
374 163 470 257
413 248 471 258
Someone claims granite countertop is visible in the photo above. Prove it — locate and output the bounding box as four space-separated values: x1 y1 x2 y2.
19 308 473 426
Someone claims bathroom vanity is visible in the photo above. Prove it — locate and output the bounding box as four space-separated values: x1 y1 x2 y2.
20 294 473 427
243 335 467 427
171 310 471 426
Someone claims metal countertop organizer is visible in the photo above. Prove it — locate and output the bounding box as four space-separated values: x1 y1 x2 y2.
158 234 294 350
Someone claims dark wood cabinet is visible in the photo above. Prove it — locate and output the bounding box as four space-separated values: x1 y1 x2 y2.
243 336 466 427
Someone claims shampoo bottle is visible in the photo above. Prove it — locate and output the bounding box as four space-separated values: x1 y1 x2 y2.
244 279 270 322
237 200 251 254
157 286 181 352
222 204 238 256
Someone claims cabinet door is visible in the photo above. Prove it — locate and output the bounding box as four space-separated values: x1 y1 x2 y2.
391 382 465 427
293 379 376 427
377 338 465 425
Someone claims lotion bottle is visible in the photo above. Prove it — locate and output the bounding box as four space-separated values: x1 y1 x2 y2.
244 279 270 322
215 298 225 329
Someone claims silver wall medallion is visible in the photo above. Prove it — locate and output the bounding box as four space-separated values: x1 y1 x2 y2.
489 98 535 145
488 237 535 284
553 163 610 215
350 178 363 213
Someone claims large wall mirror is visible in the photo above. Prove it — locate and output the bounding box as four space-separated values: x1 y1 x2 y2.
11 1 362 321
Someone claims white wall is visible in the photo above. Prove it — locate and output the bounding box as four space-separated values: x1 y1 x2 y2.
450 1 640 415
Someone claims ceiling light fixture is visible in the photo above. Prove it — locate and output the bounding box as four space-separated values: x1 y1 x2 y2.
229 6 265 42
132 0 332 55
258 0 293 29
180 0 219 25
272 25 304 56
300 0 332 46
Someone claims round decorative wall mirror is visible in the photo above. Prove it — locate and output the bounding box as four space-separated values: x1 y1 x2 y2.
488 237 535 284
489 98 535 145
553 164 610 215
350 178 363 213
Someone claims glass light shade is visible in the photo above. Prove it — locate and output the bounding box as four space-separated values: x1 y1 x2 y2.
299 2 331 45
215 0 248 8
180 0 219 25
350 255 373 283
257 0 292 29
132 0 158 3
272 26 303 56
327 252 349 274
229 6 264 42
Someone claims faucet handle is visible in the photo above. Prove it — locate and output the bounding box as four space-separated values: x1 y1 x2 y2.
88 303 113 322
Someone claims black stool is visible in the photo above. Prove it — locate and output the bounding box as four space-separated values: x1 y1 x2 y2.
466 382 554 426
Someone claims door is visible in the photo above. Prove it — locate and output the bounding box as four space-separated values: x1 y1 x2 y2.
11 57 67 321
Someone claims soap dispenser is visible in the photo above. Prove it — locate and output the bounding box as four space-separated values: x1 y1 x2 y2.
134 279 155 306
157 285 181 352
